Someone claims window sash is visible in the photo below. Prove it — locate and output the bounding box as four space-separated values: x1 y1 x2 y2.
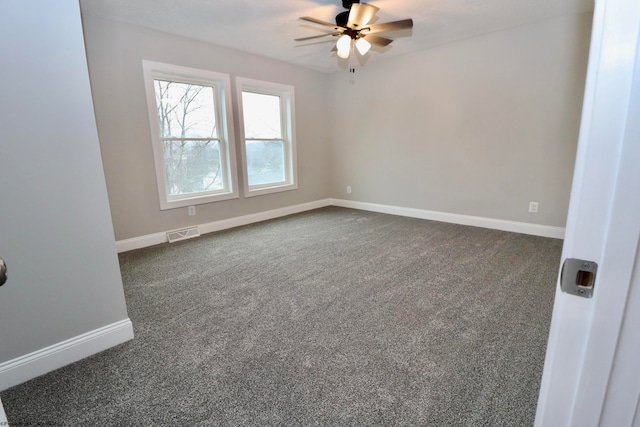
161 137 230 201
154 80 219 139
143 61 239 209
241 91 283 139
244 138 288 189
237 79 297 197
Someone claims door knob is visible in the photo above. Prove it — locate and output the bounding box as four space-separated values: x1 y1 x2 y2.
0 258 7 287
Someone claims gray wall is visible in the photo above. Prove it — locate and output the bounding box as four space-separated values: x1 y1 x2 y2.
84 11 591 241
82 16 331 241
328 13 592 227
0 1 129 362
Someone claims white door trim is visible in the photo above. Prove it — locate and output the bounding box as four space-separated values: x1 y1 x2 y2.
0 397 7 425
535 0 640 425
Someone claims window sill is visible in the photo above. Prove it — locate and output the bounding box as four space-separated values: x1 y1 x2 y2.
244 182 298 198
159 191 239 210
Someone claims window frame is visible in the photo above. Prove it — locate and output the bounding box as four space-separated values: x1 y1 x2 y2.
235 77 298 197
142 60 239 210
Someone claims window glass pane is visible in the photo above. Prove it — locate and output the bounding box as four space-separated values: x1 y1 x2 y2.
242 92 282 139
155 80 218 138
163 140 223 196
246 140 285 186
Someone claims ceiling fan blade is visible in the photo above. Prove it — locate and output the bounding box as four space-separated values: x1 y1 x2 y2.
362 34 393 47
347 3 380 29
300 16 345 31
295 32 340 42
365 18 413 34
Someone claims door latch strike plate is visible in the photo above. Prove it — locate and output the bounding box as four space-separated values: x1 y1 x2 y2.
560 258 597 298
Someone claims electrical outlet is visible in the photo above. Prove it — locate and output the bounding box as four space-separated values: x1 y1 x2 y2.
347 186 352 194
188 205 196 216
529 202 539 213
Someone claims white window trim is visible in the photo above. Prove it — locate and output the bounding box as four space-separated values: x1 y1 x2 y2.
236 77 298 198
142 60 239 210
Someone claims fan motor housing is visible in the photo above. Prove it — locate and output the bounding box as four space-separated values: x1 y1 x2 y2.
337 0 360 27
335 11 349 27
342 0 360 9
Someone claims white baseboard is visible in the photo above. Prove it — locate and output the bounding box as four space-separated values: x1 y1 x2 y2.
197 199 332 235
0 319 134 392
330 199 566 239
116 197 564 253
116 199 332 252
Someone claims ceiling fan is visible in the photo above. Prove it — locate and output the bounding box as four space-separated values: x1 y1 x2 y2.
295 0 413 60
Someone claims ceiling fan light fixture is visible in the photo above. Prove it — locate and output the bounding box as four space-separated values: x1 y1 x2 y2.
355 37 371 55
296 2 414 67
336 34 352 58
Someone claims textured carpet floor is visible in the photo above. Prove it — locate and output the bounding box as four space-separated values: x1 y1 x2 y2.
1 207 562 426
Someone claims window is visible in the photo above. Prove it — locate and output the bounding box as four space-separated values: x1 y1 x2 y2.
236 78 298 197
142 61 238 209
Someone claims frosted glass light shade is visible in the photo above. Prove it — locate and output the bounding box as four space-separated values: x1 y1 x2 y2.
355 37 371 55
336 34 351 59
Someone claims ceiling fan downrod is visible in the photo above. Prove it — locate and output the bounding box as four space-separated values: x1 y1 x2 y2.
342 0 360 9
336 0 359 27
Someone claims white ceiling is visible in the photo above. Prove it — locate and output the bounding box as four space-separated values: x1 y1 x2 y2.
79 0 594 74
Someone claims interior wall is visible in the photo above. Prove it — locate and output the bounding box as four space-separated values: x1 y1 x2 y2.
328 13 592 227
81 15 331 241
0 1 130 363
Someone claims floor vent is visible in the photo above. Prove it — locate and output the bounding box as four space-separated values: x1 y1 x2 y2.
166 226 200 243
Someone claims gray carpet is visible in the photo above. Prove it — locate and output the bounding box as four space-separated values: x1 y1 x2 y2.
1 207 561 426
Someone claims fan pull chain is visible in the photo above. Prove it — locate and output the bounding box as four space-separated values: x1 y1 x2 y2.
349 40 356 74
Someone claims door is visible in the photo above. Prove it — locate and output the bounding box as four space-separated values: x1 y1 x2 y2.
535 0 640 425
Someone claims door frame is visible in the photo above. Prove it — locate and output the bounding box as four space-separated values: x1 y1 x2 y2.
535 0 640 425
0 398 6 425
